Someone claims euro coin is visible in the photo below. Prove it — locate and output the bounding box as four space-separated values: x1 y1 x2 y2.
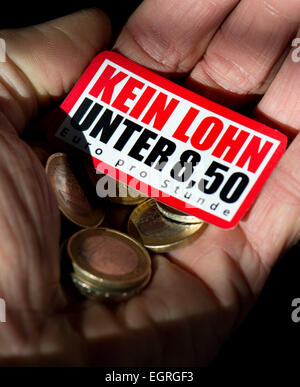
67 228 152 292
127 199 206 253
46 153 105 228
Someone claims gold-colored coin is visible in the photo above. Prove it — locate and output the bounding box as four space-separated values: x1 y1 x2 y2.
127 200 206 253
45 153 105 228
67 228 152 292
155 201 202 224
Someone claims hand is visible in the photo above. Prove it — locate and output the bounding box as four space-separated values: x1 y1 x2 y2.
0 1 299 366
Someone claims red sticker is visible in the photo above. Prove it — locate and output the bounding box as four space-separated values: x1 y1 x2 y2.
56 51 287 229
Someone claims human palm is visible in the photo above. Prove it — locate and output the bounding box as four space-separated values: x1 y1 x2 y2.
0 1 299 365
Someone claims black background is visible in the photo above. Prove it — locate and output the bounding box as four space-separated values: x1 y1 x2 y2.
1 0 300 369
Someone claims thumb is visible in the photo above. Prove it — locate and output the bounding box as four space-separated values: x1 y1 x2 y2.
0 8 111 132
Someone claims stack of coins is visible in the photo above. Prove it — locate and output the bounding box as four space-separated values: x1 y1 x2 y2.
68 228 151 302
127 200 206 253
45 151 206 302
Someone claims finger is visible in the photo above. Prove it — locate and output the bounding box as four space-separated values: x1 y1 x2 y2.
254 29 300 137
0 123 63 349
239 29 300 262
0 8 111 133
114 0 240 75
188 0 300 107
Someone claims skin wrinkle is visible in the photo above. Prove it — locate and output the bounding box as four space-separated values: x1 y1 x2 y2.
217 16 282 72
200 27 287 95
203 53 260 93
33 23 84 96
262 0 300 22
263 0 281 17
1 44 39 129
121 24 179 72
0 67 30 129
189 0 300 100
115 0 240 74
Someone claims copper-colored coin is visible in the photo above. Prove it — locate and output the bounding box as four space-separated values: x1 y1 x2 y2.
46 153 105 228
127 200 206 253
155 201 202 224
67 228 151 291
